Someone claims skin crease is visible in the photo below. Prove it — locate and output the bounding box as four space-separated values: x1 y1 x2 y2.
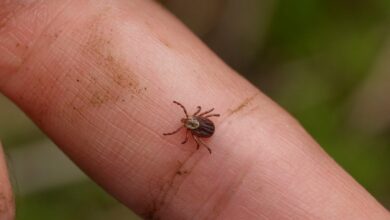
0 0 389 220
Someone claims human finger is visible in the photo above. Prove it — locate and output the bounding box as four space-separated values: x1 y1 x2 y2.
0 1 389 219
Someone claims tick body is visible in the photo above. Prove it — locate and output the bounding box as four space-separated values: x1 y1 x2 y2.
163 101 220 154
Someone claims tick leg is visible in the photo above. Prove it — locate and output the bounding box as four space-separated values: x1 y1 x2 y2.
181 130 189 144
191 134 200 149
193 106 202 116
193 136 212 154
173 101 189 118
163 126 183 136
199 108 214 116
205 114 220 118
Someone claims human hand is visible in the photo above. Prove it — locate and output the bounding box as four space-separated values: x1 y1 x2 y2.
0 1 389 219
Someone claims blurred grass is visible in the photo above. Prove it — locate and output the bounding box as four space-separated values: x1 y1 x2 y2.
0 0 389 219
15 182 139 220
253 0 390 207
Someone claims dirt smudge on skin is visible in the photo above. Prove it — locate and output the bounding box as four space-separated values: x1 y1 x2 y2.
144 19 173 49
143 191 162 220
143 162 187 220
176 169 189 175
68 7 145 111
90 89 118 106
86 13 139 90
157 36 172 49
209 159 254 220
228 93 259 116
102 54 139 90
142 154 203 219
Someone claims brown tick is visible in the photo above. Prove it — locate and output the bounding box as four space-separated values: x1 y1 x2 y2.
163 101 220 154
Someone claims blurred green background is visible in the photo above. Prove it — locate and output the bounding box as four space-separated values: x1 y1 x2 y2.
1 0 389 219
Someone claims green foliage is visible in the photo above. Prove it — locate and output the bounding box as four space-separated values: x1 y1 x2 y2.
260 0 390 207
15 181 139 220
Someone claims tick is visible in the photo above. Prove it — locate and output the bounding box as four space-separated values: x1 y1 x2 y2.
163 101 220 154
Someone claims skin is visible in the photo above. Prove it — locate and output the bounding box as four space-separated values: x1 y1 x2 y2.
0 0 389 219
0 143 14 220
